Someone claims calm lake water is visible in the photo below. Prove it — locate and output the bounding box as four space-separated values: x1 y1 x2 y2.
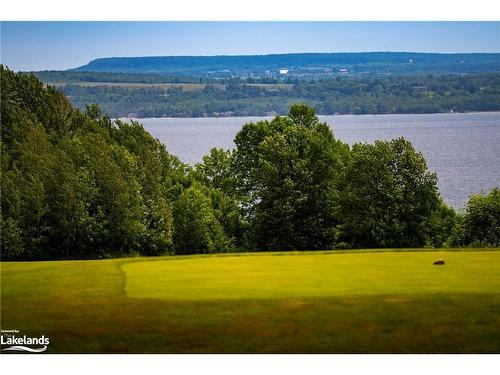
133 113 500 209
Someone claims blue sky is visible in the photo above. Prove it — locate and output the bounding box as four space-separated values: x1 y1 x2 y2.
1 21 499 71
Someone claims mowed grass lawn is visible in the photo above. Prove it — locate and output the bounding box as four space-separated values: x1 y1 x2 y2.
1 250 500 353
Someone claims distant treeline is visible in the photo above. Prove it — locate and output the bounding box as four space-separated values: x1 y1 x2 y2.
32 70 202 84
50 73 500 118
1 66 499 260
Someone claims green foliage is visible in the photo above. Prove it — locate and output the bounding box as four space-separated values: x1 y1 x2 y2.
51 73 500 118
0 66 178 259
194 148 237 194
1 65 493 259
337 138 445 248
173 184 232 254
426 202 457 247
31 70 199 84
0 216 24 259
288 103 319 127
452 188 500 247
234 105 350 250
193 148 247 249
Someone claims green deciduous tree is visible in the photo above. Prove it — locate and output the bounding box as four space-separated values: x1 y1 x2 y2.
337 137 444 248
194 148 237 194
233 104 350 250
173 184 232 254
452 188 500 247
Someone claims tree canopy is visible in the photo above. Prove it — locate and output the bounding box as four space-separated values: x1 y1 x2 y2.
452 188 500 247
233 104 350 250
336 138 447 248
48 73 500 118
1 66 496 260
1 66 179 259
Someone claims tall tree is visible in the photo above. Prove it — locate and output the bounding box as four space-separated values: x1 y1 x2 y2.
337 137 444 248
233 104 350 250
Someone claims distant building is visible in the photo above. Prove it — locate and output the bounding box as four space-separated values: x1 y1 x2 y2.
279 69 289 75
339 68 348 74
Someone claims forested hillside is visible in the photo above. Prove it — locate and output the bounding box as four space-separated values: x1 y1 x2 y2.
73 52 500 76
1 66 186 259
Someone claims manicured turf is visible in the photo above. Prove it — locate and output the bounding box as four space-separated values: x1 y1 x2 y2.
1 250 500 353
124 251 500 300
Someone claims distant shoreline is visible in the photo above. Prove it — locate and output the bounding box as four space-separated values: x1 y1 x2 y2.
119 111 500 121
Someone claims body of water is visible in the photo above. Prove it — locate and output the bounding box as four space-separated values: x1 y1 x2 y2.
133 113 500 209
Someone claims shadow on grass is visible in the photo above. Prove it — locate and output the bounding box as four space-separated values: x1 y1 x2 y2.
3 292 500 353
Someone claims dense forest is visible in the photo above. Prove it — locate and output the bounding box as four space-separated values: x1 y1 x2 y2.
47 73 500 118
33 70 202 84
1 66 499 260
73 52 500 76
